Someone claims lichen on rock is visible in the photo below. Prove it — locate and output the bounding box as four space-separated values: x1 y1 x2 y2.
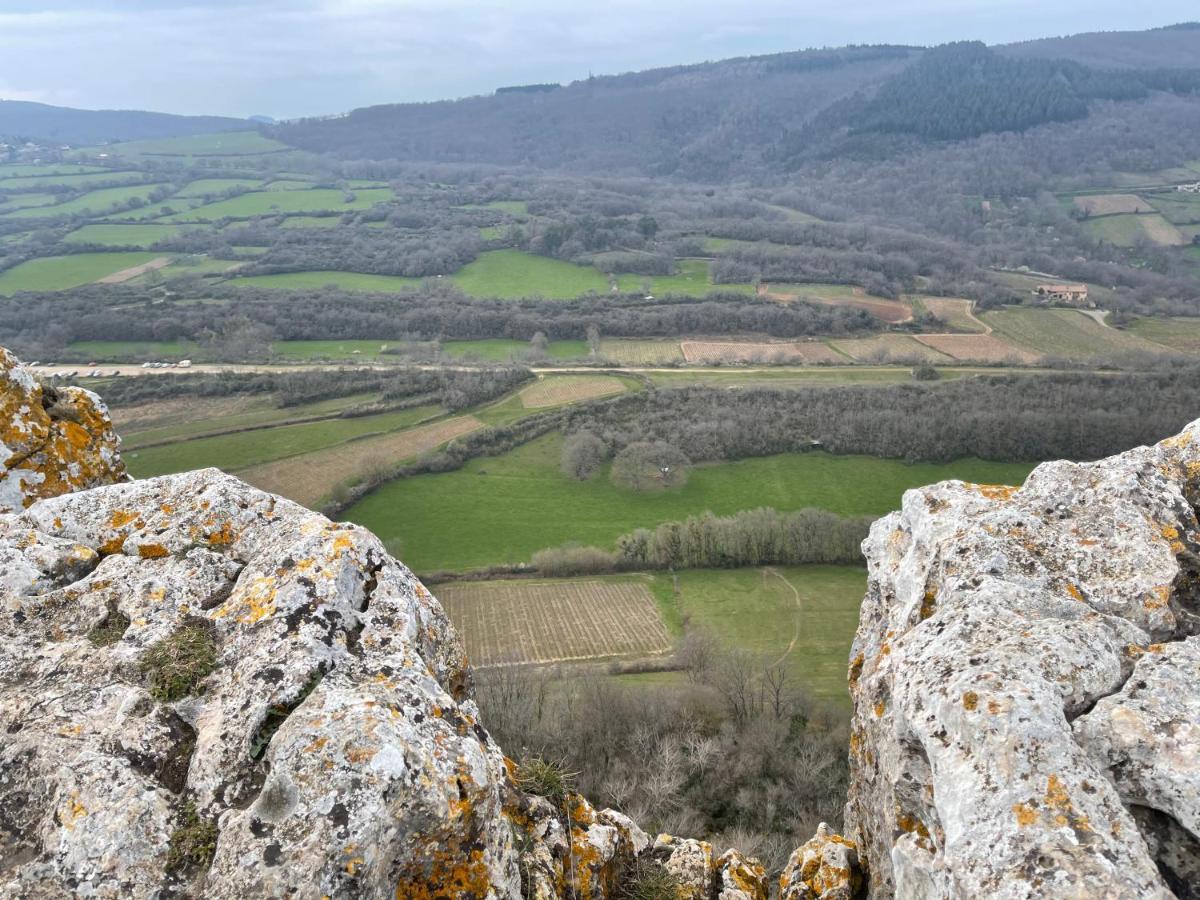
845 421 1200 898
0 348 127 514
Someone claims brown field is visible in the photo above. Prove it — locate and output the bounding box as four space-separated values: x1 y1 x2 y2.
96 256 172 284
1072 194 1154 216
914 333 1039 363
600 339 684 364
764 284 913 324
111 395 263 432
918 297 989 333
241 415 482 507
436 579 673 666
1140 215 1188 246
519 376 627 408
831 334 950 363
680 340 845 364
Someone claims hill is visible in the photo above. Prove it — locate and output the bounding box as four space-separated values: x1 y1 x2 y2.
271 28 1200 177
0 100 249 145
999 21 1200 68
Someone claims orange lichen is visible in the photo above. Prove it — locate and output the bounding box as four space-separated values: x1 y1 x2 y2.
1013 803 1037 827
137 543 169 559
206 520 235 547
973 483 1018 501
1066 584 1083 602
109 509 139 529
1146 585 1171 610
1159 523 1185 554
962 691 979 711
919 589 937 621
848 653 865 685
873 701 885 718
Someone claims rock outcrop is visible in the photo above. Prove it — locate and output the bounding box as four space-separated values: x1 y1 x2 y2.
847 422 1200 898
0 351 766 898
0 348 126 514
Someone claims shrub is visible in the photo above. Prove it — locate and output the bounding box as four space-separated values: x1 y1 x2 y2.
140 620 218 702
513 756 577 804
912 363 941 381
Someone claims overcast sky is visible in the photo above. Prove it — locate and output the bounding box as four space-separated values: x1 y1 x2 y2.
0 1 1193 120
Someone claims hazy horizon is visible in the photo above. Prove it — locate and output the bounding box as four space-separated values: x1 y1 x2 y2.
0 1 1195 120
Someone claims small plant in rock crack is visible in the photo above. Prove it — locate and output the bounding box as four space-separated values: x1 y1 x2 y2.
513 755 578 805
166 801 219 873
139 619 218 702
87 603 130 647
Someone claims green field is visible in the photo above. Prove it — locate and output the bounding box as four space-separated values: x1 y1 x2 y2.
983 307 1170 359
347 431 1035 572
232 270 420 291
270 340 394 360
0 170 144 190
441 338 589 361
125 405 438 477
0 192 59 212
277 215 344 228
658 566 866 704
262 179 315 191
63 223 186 247
1084 212 1185 247
0 164 107 179
616 258 754 296
175 178 262 197
451 249 611 298
163 187 393 221
1127 316 1200 352
81 130 289 159
135 256 240 281
0 252 161 295
4 183 169 219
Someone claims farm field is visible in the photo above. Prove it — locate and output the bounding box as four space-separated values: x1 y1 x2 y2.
80 130 289 159
130 256 240 281
665 566 866 703
0 193 59 212
124 405 438 477
1072 193 1154 216
519 375 628 408
437 578 673 666
63 223 186 247
0 164 107 178
176 178 263 197
347 431 1036 572
162 187 394 220
982 307 1171 360
277 215 343 228
1084 212 1186 246
615 259 755 296
831 334 949 363
232 270 421 291
241 414 484 508
680 340 845 364
600 340 684 364
0 170 144 191
1127 316 1200 352
4 183 168 219
451 249 610 299
442 338 589 361
765 283 912 323
269 340 392 360
96 256 171 283
917 297 988 332
1146 192 1200 225
0 252 161 295
116 393 380 446
915 332 1037 363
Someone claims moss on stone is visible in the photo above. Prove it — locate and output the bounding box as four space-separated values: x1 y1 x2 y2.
139 620 217 702
166 801 218 873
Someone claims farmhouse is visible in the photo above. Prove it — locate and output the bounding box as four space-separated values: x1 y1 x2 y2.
1176 182 1200 194
1032 283 1089 306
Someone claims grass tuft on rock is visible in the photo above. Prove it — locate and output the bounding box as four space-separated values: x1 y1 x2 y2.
140 620 218 702
166 801 218 873
513 756 577 804
87 604 130 647
618 859 681 900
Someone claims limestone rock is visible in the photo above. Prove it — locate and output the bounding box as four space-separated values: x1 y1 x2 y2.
717 847 769 899
779 823 864 900
0 468 516 898
846 421 1200 898
652 834 716 898
0 348 126 513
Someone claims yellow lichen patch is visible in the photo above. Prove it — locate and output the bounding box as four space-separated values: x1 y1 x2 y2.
206 520 236 547
109 509 140 529
873 701 886 718
213 575 277 624
1161 432 1195 449
1158 523 1185 554
137 543 169 559
919 589 937 621
342 843 365 877
58 791 88 830
1013 803 1037 827
848 653 864 686
98 535 125 555
1146 585 1172 610
972 483 1018 501
160 503 174 515
304 736 328 754
962 691 979 711
344 743 378 765
1066 583 1084 602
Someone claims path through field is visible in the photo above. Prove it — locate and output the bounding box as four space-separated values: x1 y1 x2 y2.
765 567 803 669
95 256 171 283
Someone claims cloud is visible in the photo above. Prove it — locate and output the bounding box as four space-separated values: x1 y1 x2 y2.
0 1 1192 119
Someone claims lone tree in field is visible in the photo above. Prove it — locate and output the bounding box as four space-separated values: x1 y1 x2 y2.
610 441 689 492
561 430 607 480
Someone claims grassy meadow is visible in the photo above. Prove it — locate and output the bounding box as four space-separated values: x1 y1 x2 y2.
164 187 393 220
347 431 1035 572
0 252 161 295
4 183 168 219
